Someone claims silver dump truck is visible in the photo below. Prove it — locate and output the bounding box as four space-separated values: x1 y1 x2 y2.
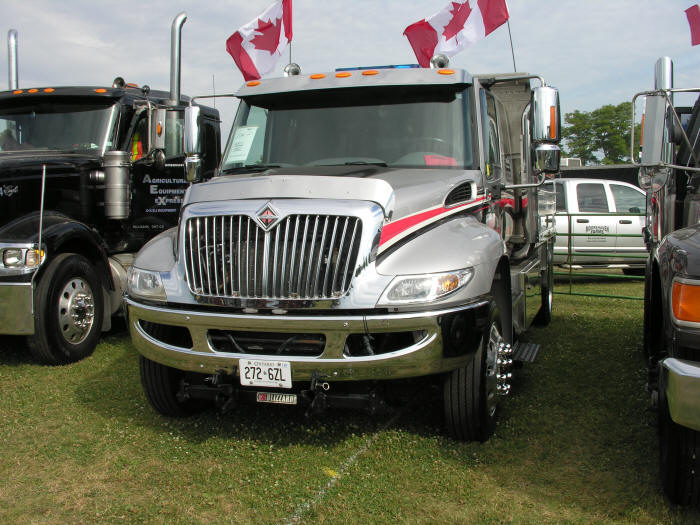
125 61 561 441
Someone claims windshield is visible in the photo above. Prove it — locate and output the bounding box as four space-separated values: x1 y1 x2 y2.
221 85 475 172
0 99 118 154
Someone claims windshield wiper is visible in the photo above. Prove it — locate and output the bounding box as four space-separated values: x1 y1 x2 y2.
344 161 387 166
221 164 282 174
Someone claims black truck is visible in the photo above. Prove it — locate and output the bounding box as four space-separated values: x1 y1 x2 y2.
634 57 700 505
0 14 220 364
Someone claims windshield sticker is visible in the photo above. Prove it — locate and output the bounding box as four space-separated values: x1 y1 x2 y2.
227 126 258 163
424 154 456 166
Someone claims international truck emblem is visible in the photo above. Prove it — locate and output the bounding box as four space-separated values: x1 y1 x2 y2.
255 203 279 231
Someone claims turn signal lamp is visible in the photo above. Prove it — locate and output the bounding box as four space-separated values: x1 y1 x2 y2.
549 106 557 140
362 70 379 76
246 80 261 87
310 73 326 79
25 249 44 267
672 280 700 323
335 72 352 78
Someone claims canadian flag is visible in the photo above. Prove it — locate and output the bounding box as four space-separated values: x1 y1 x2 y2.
226 0 293 81
404 0 509 68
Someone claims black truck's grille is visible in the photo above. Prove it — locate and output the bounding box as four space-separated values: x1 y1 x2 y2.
184 214 362 300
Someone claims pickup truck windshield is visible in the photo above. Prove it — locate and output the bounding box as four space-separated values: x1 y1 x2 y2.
222 86 474 172
0 99 118 154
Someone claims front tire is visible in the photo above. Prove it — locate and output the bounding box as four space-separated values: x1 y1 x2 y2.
660 397 700 505
139 355 207 417
443 300 506 441
27 253 104 365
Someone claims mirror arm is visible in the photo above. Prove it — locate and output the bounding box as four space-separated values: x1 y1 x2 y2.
503 171 548 191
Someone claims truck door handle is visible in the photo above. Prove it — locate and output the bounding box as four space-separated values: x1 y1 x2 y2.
576 219 589 223
619 219 632 224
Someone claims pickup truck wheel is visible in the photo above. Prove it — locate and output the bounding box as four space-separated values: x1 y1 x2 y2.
660 397 700 505
139 355 206 417
443 301 502 441
534 240 554 326
27 253 104 365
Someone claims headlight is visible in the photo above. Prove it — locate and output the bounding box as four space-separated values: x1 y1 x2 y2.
127 266 167 302
2 248 23 267
378 268 473 306
1 247 44 269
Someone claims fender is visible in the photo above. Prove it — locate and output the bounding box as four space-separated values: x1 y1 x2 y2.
376 215 505 302
0 211 113 291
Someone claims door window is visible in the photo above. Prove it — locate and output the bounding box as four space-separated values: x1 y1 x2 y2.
610 184 645 213
576 183 609 213
479 90 501 181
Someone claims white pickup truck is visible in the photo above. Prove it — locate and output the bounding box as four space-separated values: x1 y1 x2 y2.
545 177 646 270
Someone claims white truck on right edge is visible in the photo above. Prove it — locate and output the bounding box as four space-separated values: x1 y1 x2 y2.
125 58 561 442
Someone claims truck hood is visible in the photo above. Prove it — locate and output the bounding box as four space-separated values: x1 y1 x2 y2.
185 166 483 221
0 151 100 175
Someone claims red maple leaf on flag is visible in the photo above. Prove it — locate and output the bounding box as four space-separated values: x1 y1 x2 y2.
250 16 283 54
443 1 472 41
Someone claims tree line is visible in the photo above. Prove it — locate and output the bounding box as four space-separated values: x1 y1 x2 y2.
561 101 640 166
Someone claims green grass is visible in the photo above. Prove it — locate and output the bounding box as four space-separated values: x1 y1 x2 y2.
1 276 699 524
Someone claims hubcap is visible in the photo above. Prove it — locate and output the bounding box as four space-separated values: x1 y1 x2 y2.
57 278 95 345
484 322 512 418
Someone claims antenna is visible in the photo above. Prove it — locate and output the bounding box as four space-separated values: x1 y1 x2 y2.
507 20 517 73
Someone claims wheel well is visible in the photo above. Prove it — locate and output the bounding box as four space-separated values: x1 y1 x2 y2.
39 238 114 292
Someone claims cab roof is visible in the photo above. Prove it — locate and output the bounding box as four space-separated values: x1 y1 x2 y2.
235 67 473 98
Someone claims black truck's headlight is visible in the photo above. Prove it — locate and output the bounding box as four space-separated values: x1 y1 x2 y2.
127 267 167 302
378 268 473 306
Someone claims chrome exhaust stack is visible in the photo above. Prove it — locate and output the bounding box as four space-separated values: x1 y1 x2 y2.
168 12 187 106
7 29 18 90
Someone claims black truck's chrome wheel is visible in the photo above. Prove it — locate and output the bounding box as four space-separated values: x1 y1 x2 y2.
57 277 96 344
27 253 104 365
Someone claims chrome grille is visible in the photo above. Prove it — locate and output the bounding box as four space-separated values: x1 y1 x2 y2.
184 214 362 299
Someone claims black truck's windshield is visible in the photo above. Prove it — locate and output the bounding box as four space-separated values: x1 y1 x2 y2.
221 86 475 173
0 99 118 154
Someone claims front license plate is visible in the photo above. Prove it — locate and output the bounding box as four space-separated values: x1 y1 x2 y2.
256 392 297 405
239 359 292 389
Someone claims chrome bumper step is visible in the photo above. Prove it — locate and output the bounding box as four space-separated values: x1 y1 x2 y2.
512 341 540 363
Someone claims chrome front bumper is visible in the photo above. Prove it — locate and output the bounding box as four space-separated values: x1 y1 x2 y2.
663 358 700 432
125 297 488 382
0 282 34 335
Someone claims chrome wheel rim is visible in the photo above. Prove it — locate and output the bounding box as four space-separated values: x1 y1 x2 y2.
484 322 502 418
57 277 95 345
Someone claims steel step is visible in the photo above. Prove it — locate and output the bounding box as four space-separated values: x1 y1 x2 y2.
512 341 540 363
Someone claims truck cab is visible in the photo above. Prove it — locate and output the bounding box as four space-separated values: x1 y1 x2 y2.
0 15 221 365
634 57 700 505
125 63 560 441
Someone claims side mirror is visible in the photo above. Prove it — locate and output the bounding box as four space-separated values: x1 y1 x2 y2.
184 105 201 155
533 143 561 175
531 86 561 144
640 95 668 166
183 105 202 183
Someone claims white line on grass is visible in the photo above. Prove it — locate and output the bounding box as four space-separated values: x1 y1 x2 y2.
281 408 405 524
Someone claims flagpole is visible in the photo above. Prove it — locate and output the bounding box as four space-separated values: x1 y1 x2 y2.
506 20 517 73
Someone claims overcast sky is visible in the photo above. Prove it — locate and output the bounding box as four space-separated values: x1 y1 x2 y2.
2 0 700 135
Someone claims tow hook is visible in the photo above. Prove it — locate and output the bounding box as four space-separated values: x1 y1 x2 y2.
303 371 331 417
